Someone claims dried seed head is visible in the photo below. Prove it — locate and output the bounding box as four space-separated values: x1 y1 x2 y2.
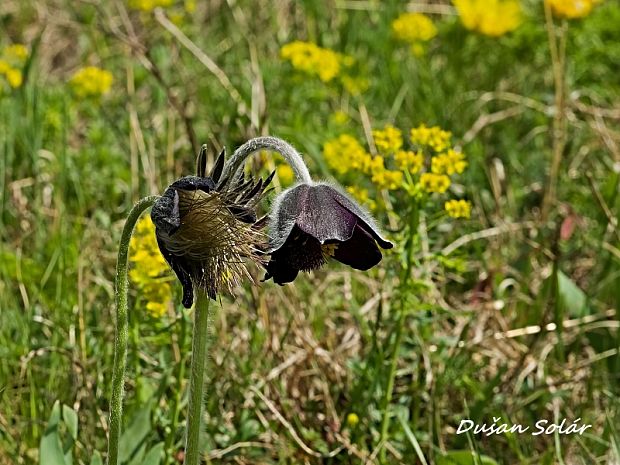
151 146 273 308
156 189 266 298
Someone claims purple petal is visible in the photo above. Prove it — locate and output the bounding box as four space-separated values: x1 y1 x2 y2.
332 224 382 271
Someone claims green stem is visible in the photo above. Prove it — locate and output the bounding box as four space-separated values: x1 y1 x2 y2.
165 312 188 462
184 289 212 465
107 195 159 465
379 201 419 463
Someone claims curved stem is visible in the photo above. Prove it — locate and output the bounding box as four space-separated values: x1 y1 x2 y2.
218 136 312 187
184 289 212 465
107 195 159 465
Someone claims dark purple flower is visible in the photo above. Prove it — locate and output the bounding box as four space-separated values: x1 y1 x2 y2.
263 182 393 284
151 147 273 308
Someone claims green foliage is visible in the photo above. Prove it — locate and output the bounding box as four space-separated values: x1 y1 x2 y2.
1 0 619 464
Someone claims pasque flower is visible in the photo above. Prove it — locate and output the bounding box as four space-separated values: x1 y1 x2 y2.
151 136 392 303
264 182 393 284
108 137 393 465
151 145 274 308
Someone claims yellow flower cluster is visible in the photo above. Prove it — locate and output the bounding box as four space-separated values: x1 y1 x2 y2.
392 13 438 43
128 0 174 12
394 150 424 173
431 149 467 175
323 134 372 175
280 41 368 94
372 125 403 153
546 0 599 19
0 44 28 89
453 0 522 37
280 41 346 83
276 163 294 186
347 186 376 210
324 123 470 213
323 132 405 191
340 75 369 96
420 173 451 194
70 66 113 99
370 157 404 191
445 199 472 218
330 110 350 125
129 216 173 318
410 124 452 152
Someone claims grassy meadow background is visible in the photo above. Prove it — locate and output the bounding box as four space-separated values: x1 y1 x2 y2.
1 0 620 463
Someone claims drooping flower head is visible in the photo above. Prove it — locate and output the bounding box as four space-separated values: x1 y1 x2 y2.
263 182 393 284
151 145 273 307
240 137 392 284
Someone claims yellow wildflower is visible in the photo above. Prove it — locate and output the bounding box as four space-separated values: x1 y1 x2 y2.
3 44 28 62
5 68 22 88
341 75 369 95
453 0 522 37
128 0 174 12
546 0 598 19
372 125 403 154
411 43 426 57
281 41 343 82
129 216 173 318
372 168 403 191
0 45 28 89
367 154 385 174
394 150 424 173
276 164 294 186
431 149 467 175
184 0 197 13
346 413 360 428
445 199 472 218
420 173 451 193
392 13 438 43
346 186 376 210
330 110 350 125
70 66 113 98
323 134 373 175
410 124 452 152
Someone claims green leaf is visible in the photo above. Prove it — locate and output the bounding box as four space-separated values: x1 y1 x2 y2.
437 450 499 465
119 406 151 464
557 271 589 317
141 443 164 465
39 401 67 465
89 451 103 465
396 413 428 465
127 444 147 465
62 405 79 441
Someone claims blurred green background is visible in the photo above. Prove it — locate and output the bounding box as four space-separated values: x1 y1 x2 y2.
1 0 619 464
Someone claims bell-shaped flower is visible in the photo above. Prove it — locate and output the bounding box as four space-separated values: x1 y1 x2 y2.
263 182 393 284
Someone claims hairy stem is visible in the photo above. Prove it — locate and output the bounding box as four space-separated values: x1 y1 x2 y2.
108 195 159 465
219 136 312 187
184 289 212 465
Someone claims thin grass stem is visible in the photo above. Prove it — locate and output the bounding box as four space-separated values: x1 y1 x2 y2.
379 201 420 463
